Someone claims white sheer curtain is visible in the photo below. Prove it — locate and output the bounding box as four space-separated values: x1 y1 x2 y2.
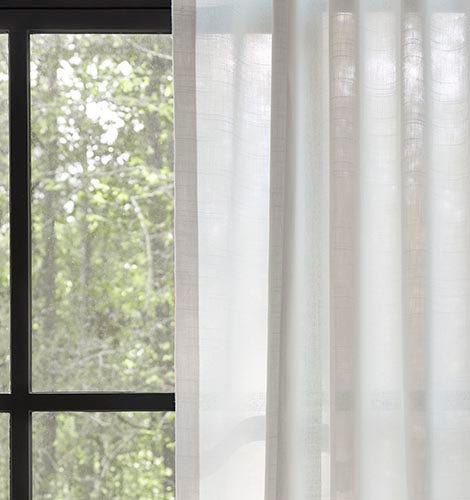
174 1 470 499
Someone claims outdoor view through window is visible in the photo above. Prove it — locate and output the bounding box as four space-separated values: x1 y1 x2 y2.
0 34 175 499
0 33 10 496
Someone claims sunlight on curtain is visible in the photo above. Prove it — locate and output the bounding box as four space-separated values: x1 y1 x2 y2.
174 1 470 499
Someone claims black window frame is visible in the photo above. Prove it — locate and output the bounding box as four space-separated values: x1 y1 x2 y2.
0 2 174 498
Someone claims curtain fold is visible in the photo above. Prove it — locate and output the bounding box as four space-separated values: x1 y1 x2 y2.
174 1 470 498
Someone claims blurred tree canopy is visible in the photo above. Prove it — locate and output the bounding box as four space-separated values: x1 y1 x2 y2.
0 33 175 499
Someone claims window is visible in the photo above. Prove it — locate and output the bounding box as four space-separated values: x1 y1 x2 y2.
0 2 174 498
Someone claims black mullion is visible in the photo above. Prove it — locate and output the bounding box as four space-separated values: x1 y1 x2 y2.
0 393 175 412
0 9 171 32
9 29 32 500
0 0 171 8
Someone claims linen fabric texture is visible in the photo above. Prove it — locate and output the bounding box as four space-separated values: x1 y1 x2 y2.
174 1 470 498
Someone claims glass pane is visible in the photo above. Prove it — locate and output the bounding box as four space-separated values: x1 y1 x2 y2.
0 35 9 393
33 412 174 499
0 413 9 498
31 35 174 391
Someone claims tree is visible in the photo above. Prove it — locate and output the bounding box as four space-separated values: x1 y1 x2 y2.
0 34 175 499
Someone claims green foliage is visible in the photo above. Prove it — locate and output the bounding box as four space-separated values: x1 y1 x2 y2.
0 34 175 498
34 412 175 499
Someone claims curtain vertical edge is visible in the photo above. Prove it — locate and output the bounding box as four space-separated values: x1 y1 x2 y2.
173 1 200 499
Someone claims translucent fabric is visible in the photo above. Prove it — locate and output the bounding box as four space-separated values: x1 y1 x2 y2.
174 1 470 499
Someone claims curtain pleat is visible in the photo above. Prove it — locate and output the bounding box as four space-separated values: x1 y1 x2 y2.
329 3 358 499
174 1 470 499
174 0 200 497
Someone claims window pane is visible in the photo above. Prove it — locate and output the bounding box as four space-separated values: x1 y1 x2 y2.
0 35 9 393
0 413 8 498
33 412 174 499
31 35 174 392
